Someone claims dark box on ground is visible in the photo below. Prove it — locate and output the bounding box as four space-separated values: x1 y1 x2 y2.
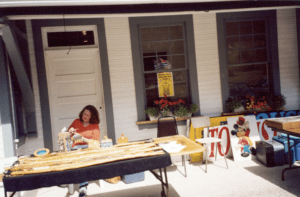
256 140 285 167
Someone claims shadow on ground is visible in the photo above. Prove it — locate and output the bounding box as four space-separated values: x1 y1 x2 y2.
85 184 179 197
244 160 300 196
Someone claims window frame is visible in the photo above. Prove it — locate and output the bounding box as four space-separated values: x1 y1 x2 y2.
217 10 280 112
129 15 200 121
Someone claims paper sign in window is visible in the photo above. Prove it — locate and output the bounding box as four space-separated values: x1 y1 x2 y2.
157 72 174 97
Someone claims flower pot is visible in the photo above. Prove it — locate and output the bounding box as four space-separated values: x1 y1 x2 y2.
233 106 245 113
148 115 160 121
160 110 173 117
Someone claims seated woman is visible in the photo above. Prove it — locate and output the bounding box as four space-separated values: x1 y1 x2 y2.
68 105 100 197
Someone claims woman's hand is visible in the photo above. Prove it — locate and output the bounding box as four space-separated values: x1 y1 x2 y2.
69 127 77 136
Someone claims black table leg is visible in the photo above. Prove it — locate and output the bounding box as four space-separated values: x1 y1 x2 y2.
150 167 170 197
5 191 16 197
281 134 300 181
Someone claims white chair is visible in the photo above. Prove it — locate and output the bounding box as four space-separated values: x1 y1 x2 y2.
191 116 228 173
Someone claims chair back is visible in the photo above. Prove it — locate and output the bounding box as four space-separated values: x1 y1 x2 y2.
157 116 178 137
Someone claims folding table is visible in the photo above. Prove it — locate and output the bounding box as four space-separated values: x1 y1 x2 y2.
265 116 300 181
3 150 171 197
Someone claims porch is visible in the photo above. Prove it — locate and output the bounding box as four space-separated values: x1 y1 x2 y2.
18 158 300 197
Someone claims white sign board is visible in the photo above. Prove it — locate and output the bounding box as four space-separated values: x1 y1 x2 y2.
227 115 260 161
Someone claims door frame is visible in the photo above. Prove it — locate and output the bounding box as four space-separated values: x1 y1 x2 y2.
32 18 115 151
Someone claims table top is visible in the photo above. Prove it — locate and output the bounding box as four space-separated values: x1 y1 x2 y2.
153 135 205 156
3 143 171 192
265 116 300 134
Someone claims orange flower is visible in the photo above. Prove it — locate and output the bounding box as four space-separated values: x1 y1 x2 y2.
155 100 159 105
169 102 173 106
164 94 168 98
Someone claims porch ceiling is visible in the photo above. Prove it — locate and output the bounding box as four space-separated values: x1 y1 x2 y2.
0 1 300 16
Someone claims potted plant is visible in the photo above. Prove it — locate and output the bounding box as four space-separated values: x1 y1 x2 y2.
174 104 190 118
154 94 173 117
173 103 199 118
225 97 243 112
244 95 272 112
269 94 286 111
145 107 160 121
190 103 199 114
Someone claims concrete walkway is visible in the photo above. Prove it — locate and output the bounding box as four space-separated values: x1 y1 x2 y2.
19 158 300 197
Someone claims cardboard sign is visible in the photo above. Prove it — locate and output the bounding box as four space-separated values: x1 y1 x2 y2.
202 125 231 160
157 72 174 97
227 115 260 161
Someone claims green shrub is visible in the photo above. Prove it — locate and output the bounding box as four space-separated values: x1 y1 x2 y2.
145 107 159 116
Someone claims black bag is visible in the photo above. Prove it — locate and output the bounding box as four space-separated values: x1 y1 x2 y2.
256 140 285 167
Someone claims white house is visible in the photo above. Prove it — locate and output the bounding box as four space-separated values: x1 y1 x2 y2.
0 0 300 160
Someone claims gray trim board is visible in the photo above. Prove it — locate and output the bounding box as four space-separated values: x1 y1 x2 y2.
217 10 280 112
32 18 115 149
129 15 200 123
1 24 37 133
0 38 15 157
297 9 300 83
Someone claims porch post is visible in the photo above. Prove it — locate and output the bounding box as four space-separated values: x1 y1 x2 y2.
0 37 15 158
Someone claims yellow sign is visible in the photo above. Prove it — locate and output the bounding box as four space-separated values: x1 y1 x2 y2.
157 72 174 97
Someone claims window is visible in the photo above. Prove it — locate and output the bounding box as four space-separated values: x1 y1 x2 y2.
130 15 199 121
140 25 189 107
217 11 280 111
41 25 98 50
47 31 95 47
226 20 269 98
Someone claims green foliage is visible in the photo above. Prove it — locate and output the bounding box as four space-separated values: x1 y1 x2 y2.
174 105 190 117
144 107 159 117
270 94 286 110
190 104 199 114
161 108 171 117
225 98 242 112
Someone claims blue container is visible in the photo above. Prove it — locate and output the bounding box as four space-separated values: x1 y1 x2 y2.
279 133 300 161
273 135 295 164
122 172 145 184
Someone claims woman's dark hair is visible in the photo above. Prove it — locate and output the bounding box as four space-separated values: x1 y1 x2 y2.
79 105 100 124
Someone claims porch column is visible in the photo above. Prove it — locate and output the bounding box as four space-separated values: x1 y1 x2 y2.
0 37 15 158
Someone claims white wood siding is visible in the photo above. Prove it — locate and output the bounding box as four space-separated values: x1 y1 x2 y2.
16 20 45 156
0 126 4 158
104 17 143 141
277 9 300 110
193 13 223 117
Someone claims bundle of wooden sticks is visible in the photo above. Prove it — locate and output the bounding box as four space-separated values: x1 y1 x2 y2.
6 140 166 177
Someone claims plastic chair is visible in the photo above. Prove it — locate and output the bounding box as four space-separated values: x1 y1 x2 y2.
191 116 228 173
157 116 187 177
